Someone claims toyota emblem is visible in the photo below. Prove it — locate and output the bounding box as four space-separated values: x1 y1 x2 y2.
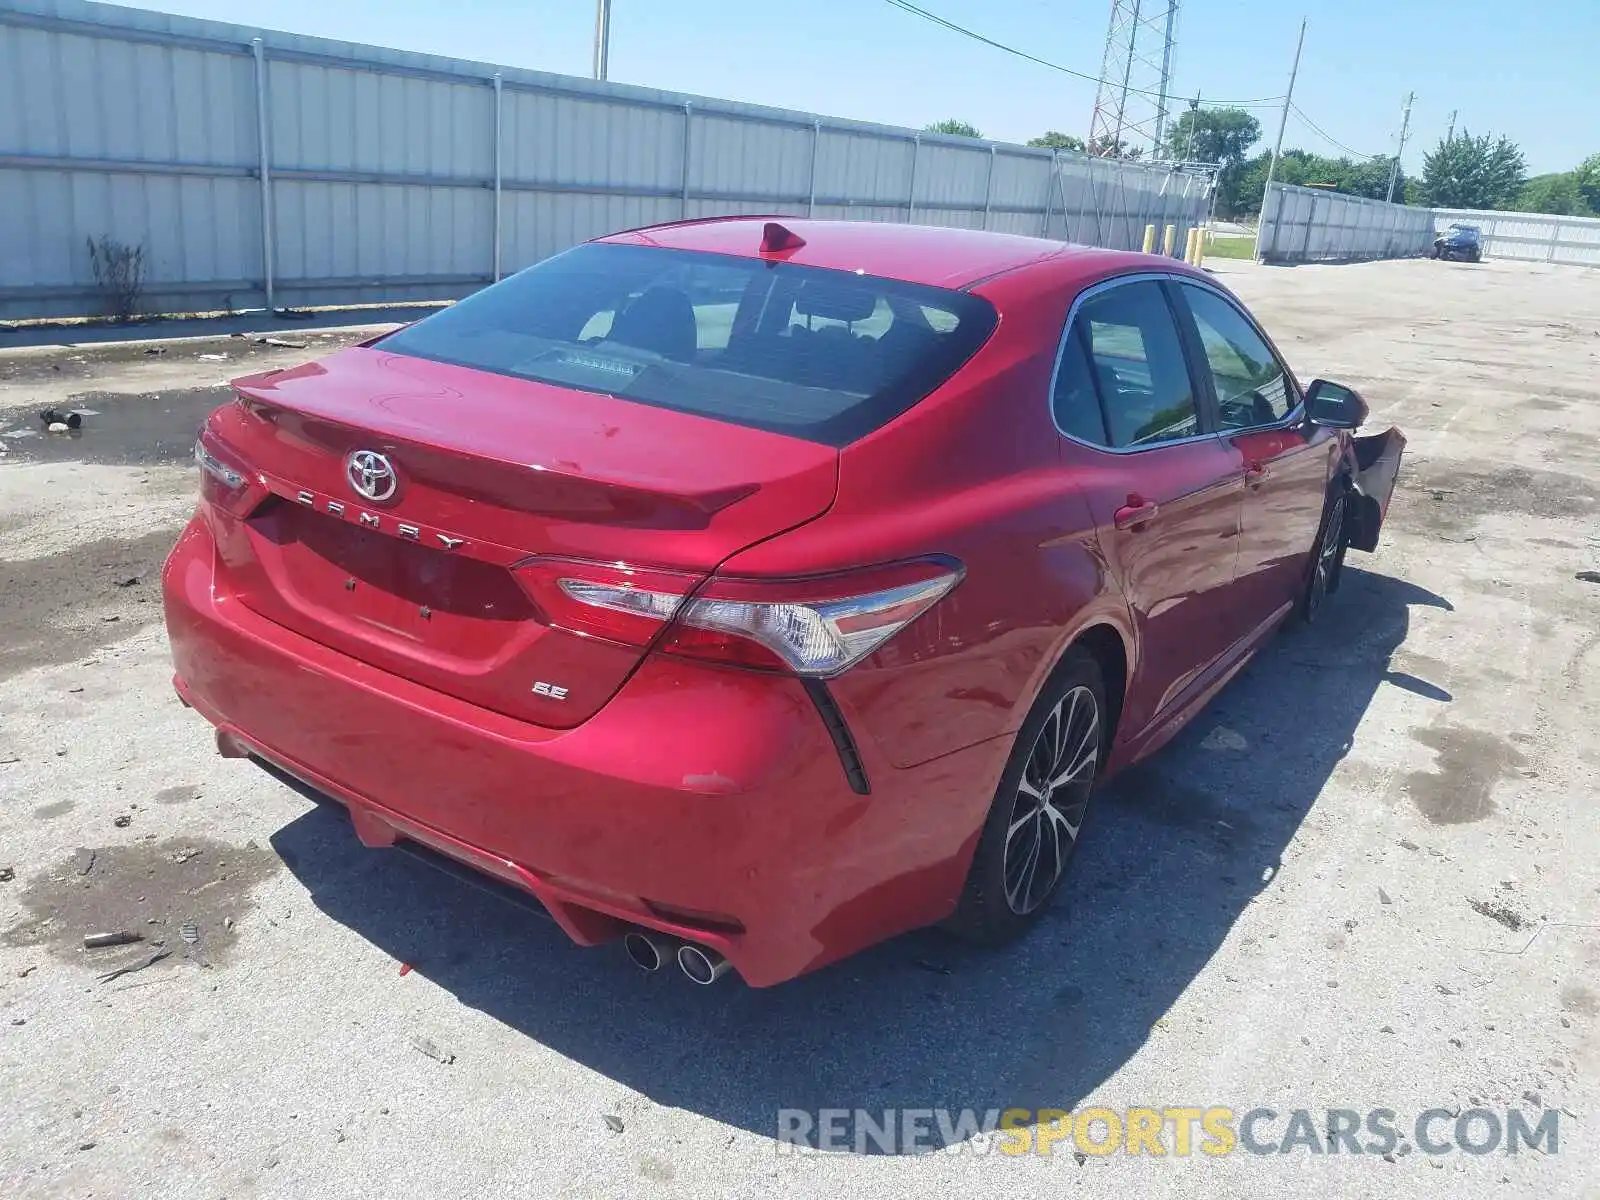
345 450 398 502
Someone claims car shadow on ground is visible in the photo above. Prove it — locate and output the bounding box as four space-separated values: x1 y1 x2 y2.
269 566 1451 1150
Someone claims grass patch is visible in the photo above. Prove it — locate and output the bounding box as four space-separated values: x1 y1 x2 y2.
1203 234 1257 261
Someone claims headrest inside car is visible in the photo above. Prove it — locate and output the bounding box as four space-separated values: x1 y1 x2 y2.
793 282 878 323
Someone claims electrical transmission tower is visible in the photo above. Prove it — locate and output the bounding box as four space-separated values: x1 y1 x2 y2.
1087 0 1180 158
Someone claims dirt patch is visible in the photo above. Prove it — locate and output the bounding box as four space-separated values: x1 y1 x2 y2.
1 836 280 972
0 525 182 681
32 799 75 821
1467 898 1527 931
155 784 202 805
1402 463 1600 539
0 385 230 467
1403 724 1525 825
1561 985 1599 1017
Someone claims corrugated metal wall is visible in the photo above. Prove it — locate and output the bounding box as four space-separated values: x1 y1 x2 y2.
1258 184 1435 264
1430 208 1600 267
0 0 1213 320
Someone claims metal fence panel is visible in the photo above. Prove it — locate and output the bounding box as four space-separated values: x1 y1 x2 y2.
814 129 915 209
1258 183 1435 263
503 89 684 195
268 59 494 179
1430 208 1600 266
0 0 1213 319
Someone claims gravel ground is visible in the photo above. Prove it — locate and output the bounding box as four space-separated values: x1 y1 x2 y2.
1 259 1597 1198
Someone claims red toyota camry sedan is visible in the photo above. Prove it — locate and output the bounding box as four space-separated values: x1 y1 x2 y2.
165 218 1404 986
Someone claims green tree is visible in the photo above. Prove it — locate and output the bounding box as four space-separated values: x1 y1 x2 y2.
1160 107 1262 165
1087 135 1142 159
1159 107 1262 215
925 119 983 138
1229 150 1406 217
1574 154 1600 213
1027 130 1085 152
1418 131 1526 209
1515 173 1593 216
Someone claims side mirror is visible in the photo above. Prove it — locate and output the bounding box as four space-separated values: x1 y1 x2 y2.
1306 379 1368 429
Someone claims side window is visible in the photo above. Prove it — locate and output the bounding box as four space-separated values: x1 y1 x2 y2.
1051 327 1109 444
1180 284 1295 427
1077 281 1201 448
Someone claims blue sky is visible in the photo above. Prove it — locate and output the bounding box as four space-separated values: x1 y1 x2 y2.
136 0 1594 174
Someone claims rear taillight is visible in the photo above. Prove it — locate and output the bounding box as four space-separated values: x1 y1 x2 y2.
194 434 257 516
515 557 962 676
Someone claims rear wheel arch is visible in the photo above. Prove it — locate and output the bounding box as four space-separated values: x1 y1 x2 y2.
1032 621 1131 749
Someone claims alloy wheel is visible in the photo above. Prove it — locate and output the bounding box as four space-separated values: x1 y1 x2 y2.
1002 685 1100 915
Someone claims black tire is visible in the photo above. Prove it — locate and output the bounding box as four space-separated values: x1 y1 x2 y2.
947 649 1106 945
1301 482 1350 624
1430 244 1440 259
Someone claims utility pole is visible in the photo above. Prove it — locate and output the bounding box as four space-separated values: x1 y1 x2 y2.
1256 18 1307 259
1385 91 1414 203
1444 108 1456 145
592 0 612 81
1182 92 1200 162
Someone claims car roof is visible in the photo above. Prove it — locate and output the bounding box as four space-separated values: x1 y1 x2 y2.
596 216 1095 289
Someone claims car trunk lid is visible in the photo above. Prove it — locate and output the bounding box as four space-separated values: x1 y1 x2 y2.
204 347 838 727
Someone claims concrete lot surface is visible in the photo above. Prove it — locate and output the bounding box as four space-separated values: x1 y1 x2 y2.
1 257 1597 1198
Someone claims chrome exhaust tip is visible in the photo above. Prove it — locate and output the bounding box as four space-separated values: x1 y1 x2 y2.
676 943 731 986
623 930 671 972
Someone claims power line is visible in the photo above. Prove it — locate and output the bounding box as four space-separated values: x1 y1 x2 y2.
881 0 1284 110
1288 103 1384 161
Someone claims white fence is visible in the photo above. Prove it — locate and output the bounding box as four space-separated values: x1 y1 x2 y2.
0 0 1212 321
1430 208 1600 267
1258 184 1435 264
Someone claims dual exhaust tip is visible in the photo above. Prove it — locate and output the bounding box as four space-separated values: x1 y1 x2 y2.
623 930 730 985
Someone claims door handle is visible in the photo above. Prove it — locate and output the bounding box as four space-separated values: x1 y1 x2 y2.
1114 500 1160 530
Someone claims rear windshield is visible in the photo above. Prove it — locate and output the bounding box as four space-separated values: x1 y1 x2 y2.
380 242 997 446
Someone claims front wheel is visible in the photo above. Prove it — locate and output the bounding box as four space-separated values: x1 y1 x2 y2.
947 650 1105 945
1301 485 1349 623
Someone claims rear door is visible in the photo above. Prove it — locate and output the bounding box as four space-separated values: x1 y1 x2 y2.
1051 277 1246 733
1174 281 1337 617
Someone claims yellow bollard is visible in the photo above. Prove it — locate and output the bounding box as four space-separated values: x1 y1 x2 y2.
1142 223 1156 254
1184 227 1200 265
1192 227 1206 267
1162 223 1177 257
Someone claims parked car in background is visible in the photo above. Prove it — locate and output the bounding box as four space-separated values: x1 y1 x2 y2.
1432 223 1483 262
165 218 1405 986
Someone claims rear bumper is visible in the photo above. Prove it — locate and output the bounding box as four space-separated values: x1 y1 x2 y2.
162 517 1006 985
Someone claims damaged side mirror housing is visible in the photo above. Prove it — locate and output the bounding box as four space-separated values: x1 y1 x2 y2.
1306 379 1369 429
